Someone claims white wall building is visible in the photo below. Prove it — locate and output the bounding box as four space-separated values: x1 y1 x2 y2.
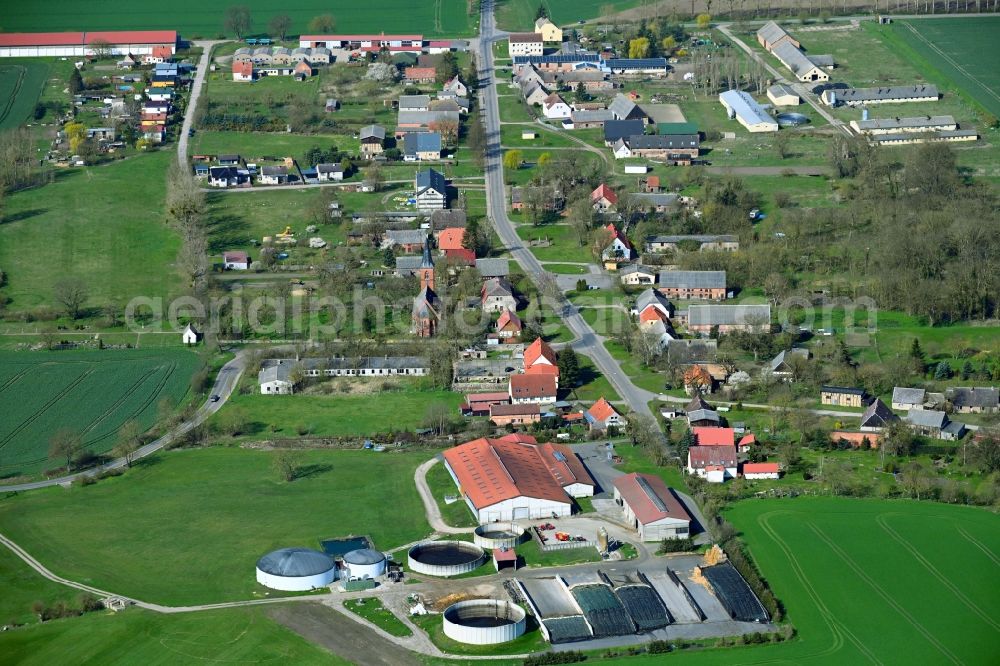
255 548 335 591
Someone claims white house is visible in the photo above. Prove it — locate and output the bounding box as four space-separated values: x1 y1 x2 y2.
181 323 200 345
584 397 624 432
223 251 250 270
258 364 294 394
508 33 543 57
316 163 344 181
613 473 692 542
414 168 447 211
541 93 572 120
687 445 738 483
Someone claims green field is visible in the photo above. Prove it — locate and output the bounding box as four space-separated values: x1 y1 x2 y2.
0 447 433 605
497 0 640 31
0 62 48 130
889 18 1000 118
425 460 478 528
0 1 475 37
344 598 413 637
215 389 463 438
0 349 201 478
0 151 182 312
0 607 342 664
0 544 82 626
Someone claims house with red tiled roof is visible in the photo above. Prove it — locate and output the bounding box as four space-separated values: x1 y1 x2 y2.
495 309 523 342
462 391 510 416
692 426 735 447
612 473 692 541
683 364 713 395
509 374 557 404
584 397 624 432
601 223 635 265
523 338 559 386
737 433 756 453
742 462 780 479
437 227 475 265
687 445 737 482
233 60 254 82
441 436 595 522
405 66 436 83
591 183 618 211
490 402 541 426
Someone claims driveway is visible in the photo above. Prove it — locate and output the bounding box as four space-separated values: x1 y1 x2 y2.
177 40 222 164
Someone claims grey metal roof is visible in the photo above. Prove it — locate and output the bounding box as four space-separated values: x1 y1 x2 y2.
757 21 792 46
905 409 947 428
256 548 333 577
278 356 428 371
836 85 939 103
635 288 671 313
620 264 655 276
261 165 288 176
947 387 999 409
609 94 644 120
647 235 737 244
892 387 926 405
360 124 386 141
396 256 424 270
687 409 720 424
386 228 428 244
658 270 726 289
476 258 509 277
821 385 867 396
860 399 898 427
767 83 798 98
772 41 825 79
404 132 442 155
688 304 770 327
397 110 460 126
258 364 292 384
943 421 966 436
719 90 778 127
854 115 955 131
343 548 386 565
398 94 430 109
605 58 668 70
603 119 645 142
571 108 614 123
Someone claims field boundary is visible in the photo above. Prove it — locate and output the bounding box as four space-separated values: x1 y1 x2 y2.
0 65 27 128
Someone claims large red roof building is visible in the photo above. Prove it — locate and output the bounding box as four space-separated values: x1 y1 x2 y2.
442 437 595 522
612 473 692 541
0 31 177 57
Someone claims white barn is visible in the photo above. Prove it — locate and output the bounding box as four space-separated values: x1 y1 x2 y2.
0 31 177 58
612 473 692 542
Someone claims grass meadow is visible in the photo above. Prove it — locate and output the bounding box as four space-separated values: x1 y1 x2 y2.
0 349 201 478
496 0 641 31
0 151 181 312
0 447 434 605
0 0 476 37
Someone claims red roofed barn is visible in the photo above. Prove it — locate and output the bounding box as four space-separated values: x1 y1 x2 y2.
509 374 557 404
441 437 595 522
613 473 692 541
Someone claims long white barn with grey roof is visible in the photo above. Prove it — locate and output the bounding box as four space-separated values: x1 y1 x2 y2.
259 357 429 393
822 85 939 107
771 41 829 82
850 115 956 135
719 90 778 133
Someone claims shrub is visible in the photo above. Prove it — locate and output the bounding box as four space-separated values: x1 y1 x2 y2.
657 537 697 553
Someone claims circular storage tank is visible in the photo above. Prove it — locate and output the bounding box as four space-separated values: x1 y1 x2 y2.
776 112 810 127
256 547 335 591
473 525 526 550
443 599 527 644
342 548 386 579
408 541 487 577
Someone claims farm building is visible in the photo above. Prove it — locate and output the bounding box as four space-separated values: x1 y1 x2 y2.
870 129 978 146
687 305 771 335
646 235 738 253
859 398 898 432
490 403 541 427
756 21 800 51
770 41 830 82
258 364 294 394
742 463 781 480
509 374 557 404
687 445 738 483
850 115 957 135
299 34 424 54
821 385 867 408
612 473 692 541
658 270 727 300
892 387 927 411
0 30 177 57
821 85 939 107
441 436 595 523
767 84 800 106
946 387 999 413
256 547 335 591
719 90 779 133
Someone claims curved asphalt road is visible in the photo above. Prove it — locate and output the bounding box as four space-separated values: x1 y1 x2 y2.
0 353 246 493
477 0 656 419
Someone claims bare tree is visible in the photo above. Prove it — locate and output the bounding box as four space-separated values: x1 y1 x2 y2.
272 450 298 482
224 5 253 39
268 14 292 41
365 164 385 192
308 14 335 33
114 419 142 467
88 39 114 60
54 279 89 320
49 428 83 471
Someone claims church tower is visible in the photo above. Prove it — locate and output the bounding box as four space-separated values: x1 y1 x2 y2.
419 234 435 291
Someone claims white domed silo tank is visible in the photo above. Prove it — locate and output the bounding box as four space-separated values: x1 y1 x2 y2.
255 547 336 591
342 548 387 579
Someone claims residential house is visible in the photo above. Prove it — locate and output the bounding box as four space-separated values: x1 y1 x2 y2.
442 76 467 97
293 61 313 80
633 287 674 324
687 304 771 335
619 264 657 286
490 403 541 426
821 386 867 408
860 398 898 432
403 132 442 161
601 223 635 263
686 395 720 427
438 227 474 265
737 434 756 454
742 462 781 480
609 94 648 121
693 427 735 447
482 277 517 312
645 235 739 253
604 119 646 146
585 397 624 432
259 165 289 185
591 183 618 211
684 364 714 395
258 364 294 394
404 66 436 83
181 323 200 345
657 270 727 300
768 348 810 381
905 409 965 440
947 387 999 413
316 163 344 181
207 166 249 188
891 387 926 411
414 168 447 211
687 445 738 482
510 186 562 212
508 33 544 57
463 391 511 416
399 94 431 111
509 374 557 404
495 309 523 342
542 93 572 119
359 125 386 156
523 338 558 381
534 18 563 43
612 473 691 542
223 250 250 270
396 110 460 135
